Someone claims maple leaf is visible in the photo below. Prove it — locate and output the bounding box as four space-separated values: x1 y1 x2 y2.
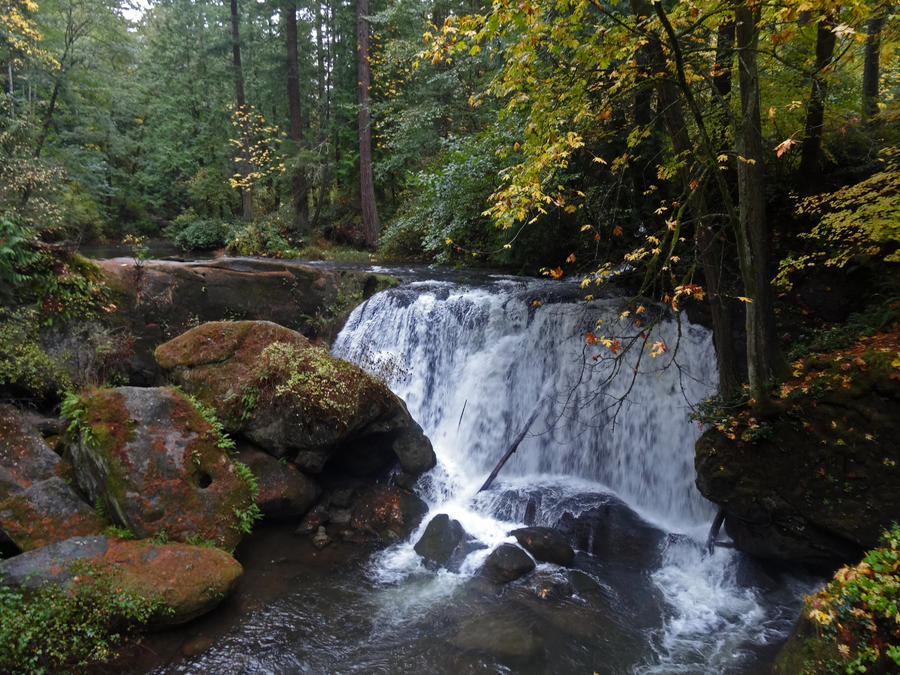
774 136 798 158
566 253 576 263
612 225 623 237
548 266 564 279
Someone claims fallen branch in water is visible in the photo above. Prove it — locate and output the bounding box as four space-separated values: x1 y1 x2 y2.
477 403 543 493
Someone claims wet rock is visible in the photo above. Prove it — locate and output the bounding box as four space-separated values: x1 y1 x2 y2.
349 484 429 544
0 535 243 626
479 543 535 584
556 499 666 566
235 446 319 520
414 513 466 570
154 321 436 479
0 476 105 551
65 386 256 550
452 609 543 658
510 526 574 567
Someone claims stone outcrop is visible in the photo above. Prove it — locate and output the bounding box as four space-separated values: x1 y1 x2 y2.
96 257 398 383
65 386 256 550
0 535 242 626
154 320 435 478
695 332 900 567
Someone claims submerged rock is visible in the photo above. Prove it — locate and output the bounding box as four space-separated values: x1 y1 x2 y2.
65 386 256 550
510 526 574 567
452 609 544 658
154 321 436 478
480 543 535 584
0 535 242 626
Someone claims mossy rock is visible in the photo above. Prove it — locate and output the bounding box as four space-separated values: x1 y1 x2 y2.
65 386 256 550
695 331 900 567
155 321 435 477
0 535 243 626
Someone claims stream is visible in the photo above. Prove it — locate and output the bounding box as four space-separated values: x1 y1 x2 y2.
119 269 813 674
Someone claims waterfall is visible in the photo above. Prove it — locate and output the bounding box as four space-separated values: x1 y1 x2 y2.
333 277 717 533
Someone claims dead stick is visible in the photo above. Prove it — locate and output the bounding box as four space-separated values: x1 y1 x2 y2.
477 404 542 493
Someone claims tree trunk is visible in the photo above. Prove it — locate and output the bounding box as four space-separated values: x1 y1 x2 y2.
632 0 741 398
799 15 836 177
357 0 379 249
735 3 778 408
285 0 309 230
229 0 253 220
862 14 885 120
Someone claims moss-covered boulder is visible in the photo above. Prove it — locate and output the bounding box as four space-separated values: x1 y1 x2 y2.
695 330 900 567
0 535 243 626
0 477 106 551
154 321 435 478
0 406 104 551
64 386 257 550
0 405 63 487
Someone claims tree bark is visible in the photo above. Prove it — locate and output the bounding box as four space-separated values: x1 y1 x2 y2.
735 3 778 407
229 0 253 220
357 0 379 249
799 15 837 177
862 14 885 120
284 0 309 229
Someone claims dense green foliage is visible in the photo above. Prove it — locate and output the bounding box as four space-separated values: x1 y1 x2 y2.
0 565 164 673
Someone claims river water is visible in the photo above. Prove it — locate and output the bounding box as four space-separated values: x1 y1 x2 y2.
137 271 812 674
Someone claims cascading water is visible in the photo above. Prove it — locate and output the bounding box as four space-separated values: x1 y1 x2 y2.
139 271 811 675
332 274 809 673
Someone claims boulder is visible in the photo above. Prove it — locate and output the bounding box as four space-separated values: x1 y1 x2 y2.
479 543 535 584
510 526 574 567
414 513 466 570
154 321 435 478
65 386 256 550
0 404 62 491
348 484 429 544
695 332 900 567
556 500 666 567
0 535 242 626
235 446 320 520
0 405 104 550
0 476 105 551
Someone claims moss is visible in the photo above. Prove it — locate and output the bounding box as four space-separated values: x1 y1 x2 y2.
259 341 389 431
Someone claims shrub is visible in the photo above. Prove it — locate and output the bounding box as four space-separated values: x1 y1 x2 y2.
0 565 164 673
168 208 233 251
804 524 900 673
